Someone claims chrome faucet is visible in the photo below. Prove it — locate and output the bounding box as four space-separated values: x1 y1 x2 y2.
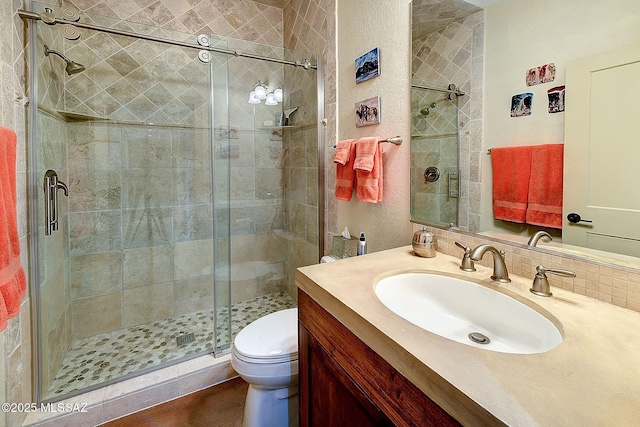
469 245 511 283
530 265 576 297
527 230 552 247
454 241 476 271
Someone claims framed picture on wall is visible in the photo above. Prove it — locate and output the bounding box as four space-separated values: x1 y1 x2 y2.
355 48 380 83
510 93 533 117
355 96 380 127
548 86 565 113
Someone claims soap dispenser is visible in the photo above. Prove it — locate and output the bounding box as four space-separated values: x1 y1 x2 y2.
357 232 367 256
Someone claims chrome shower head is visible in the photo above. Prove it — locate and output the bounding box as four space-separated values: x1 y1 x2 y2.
420 102 437 115
44 45 85 75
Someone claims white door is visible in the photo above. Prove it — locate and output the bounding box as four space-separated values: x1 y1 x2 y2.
563 43 640 257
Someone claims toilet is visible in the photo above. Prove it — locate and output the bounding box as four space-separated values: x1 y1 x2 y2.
231 308 299 427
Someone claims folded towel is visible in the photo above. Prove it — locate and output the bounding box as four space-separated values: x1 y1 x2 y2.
335 139 357 201
353 136 379 172
356 142 384 203
333 139 353 165
0 127 26 331
491 145 533 223
526 144 564 229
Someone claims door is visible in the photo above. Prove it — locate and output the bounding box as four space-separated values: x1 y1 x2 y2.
563 43 640 257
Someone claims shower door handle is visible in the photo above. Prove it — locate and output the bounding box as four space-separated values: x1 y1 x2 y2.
43 170 69 236
448 172 459 197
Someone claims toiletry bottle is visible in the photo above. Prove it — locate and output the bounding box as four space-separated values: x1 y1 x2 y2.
357 232 367 256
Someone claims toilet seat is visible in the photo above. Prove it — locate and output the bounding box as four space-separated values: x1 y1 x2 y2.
233 308 298 364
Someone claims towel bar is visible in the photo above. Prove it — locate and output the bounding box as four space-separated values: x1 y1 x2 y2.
333 136 402 148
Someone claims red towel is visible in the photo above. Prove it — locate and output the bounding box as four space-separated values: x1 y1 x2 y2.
0 127 26 331
491 146 532 223
335 139 357 201
526 144 564 229
356 139 383 203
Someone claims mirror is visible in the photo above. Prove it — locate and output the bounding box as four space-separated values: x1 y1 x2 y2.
411 0 640 268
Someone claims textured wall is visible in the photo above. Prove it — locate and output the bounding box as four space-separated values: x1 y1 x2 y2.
335 0 413 253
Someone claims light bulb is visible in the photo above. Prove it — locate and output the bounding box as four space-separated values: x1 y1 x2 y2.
254 84 267 99
265 93 278 106
248 91 261 104
274 88 283 103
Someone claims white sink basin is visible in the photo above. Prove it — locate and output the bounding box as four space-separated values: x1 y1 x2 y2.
375 273 562 354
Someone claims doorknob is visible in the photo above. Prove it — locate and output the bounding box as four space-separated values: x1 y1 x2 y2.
43 170 69 236
567 213 593 224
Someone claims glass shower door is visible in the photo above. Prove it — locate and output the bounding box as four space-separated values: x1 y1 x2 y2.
410 79 460 227
31 4 229 401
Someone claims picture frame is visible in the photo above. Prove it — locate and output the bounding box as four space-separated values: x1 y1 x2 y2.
526 63 556 86
355 48 380 84
355 96 380 127
547 85 565 113
510 93 533 117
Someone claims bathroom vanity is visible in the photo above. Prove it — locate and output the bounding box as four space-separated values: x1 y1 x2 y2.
298 290 464 426
295 247 640 426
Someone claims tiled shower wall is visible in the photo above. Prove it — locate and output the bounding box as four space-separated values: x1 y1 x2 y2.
2 2 32 427
283 0 336 256
412 11 485 232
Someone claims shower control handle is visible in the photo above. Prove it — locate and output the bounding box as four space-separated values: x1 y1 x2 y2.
424 166 440 182
44 170 69 236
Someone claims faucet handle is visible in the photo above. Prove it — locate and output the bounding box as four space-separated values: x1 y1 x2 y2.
530 265 576 297
455 241 476 272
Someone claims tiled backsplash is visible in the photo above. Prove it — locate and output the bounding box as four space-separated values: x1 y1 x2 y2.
416 224 640 313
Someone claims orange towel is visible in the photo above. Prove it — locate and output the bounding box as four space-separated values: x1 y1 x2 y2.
356 140 384 203
333 139 352 165
335 139 357 201
0 127 26 331
526 144 564 229
491 145 532 223
353 136 378 172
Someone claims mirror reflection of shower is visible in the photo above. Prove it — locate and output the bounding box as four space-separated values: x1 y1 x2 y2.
43 44 86 75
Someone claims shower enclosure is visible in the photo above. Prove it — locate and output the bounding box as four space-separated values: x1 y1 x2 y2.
24 4 322 403
410 79 462 227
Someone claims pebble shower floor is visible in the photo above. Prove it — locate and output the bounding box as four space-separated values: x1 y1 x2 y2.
45 292 297 400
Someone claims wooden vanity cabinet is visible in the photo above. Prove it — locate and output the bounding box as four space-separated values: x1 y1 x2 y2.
298 290 461 427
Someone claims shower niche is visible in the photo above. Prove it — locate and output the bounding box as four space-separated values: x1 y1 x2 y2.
26 3 321 402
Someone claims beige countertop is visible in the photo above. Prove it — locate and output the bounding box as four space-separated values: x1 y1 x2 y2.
295 246 640 427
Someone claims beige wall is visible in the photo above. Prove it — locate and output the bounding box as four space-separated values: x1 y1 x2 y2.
481 0 640 232
334 0 413 253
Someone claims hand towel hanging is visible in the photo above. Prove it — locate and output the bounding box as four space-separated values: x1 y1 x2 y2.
491 145 533 223
0 127 27 331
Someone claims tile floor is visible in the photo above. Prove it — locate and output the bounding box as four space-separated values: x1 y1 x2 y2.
46 292 297 400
